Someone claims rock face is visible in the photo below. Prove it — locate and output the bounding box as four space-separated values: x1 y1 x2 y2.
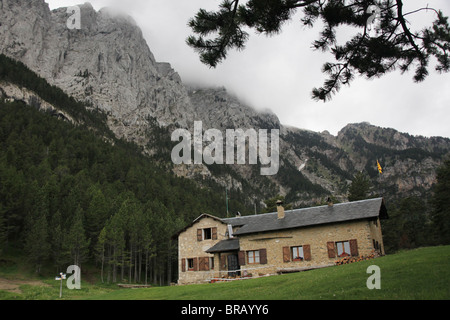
0 80 76 123
1 0 449 207
0 0 194 145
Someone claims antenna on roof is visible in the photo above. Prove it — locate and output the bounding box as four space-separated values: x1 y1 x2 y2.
226 188 229 218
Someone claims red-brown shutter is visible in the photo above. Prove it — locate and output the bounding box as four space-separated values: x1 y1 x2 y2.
199 257 205 271
181 259 186 272
193 257 198 271
303 245 311 261
350 239 358 256
327 241 336 258
259 249 267 264
197 229 203 241
238 251 246 266
282 246 291 263
199 257 210 271
212 227 217 240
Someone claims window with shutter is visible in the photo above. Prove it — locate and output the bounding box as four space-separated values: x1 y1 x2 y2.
203 228 212 240
292 246 304 261
336 241 351 257
247 250 260 264
187 258 194 271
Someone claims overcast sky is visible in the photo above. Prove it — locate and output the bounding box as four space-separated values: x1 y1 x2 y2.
46 0 450 138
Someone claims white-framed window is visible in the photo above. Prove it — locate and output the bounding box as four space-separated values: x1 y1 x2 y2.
336 241 351 257
247 250 260 264
292 246 304 261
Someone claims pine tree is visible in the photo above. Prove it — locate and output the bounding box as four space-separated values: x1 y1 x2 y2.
85 186 109 252
0 204 6 255
50 210 64 273
187 0 450 101
348 172 371 201
63 206 90 267
24 186 51 273
431 159 450 245
95 227 107 283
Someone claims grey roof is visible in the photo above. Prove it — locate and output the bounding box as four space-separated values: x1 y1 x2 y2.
205 238 240 253
222 197 388 236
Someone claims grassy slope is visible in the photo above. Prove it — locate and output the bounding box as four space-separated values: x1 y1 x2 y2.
1 245 449 300
88 245 450 300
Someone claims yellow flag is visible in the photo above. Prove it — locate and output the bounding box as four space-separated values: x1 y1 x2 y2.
377 160 382 174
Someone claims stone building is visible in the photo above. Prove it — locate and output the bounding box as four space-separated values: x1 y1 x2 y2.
174 197 388 285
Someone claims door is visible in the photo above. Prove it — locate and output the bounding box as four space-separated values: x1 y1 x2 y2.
227 254 240 277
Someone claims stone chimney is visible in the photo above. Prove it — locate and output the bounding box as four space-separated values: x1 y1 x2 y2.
276 200 285 219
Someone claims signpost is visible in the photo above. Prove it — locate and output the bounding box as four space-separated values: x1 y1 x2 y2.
55 273 66 298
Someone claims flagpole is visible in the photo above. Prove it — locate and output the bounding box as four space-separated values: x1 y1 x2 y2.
226 188 229 218
377 159 383 197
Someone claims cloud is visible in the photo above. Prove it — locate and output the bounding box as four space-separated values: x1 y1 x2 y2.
46 0 450 138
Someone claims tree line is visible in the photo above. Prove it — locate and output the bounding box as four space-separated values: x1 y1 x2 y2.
0 98 235 284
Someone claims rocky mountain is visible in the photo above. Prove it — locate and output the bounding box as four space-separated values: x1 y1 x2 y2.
1 0 449 210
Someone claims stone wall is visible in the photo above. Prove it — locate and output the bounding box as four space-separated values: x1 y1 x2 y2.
237 218 383 275
177 216 226 285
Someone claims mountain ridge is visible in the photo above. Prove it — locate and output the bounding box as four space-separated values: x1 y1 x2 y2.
1 0 449 208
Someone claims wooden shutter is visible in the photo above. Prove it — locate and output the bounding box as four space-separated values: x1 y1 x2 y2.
350 239 358 256
327 241 336 258
193 257 198 271
197 229 203 241
212 227 217 240
181 259 186 272
259 249 267 264
238 251 246 266
199 257 210 271
282 246 291 262
198 257 205 271
303 245 311 261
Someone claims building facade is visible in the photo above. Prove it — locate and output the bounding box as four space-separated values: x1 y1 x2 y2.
174 198 388 285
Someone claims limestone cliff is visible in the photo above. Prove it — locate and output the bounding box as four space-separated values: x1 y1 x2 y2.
1 0 449 208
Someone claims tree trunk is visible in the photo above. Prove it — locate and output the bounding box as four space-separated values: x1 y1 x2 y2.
145 250 148 285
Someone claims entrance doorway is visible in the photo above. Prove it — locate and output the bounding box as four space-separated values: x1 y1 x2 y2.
227 254 240 277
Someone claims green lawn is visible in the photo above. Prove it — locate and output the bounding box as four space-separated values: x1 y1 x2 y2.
1 245 449 300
